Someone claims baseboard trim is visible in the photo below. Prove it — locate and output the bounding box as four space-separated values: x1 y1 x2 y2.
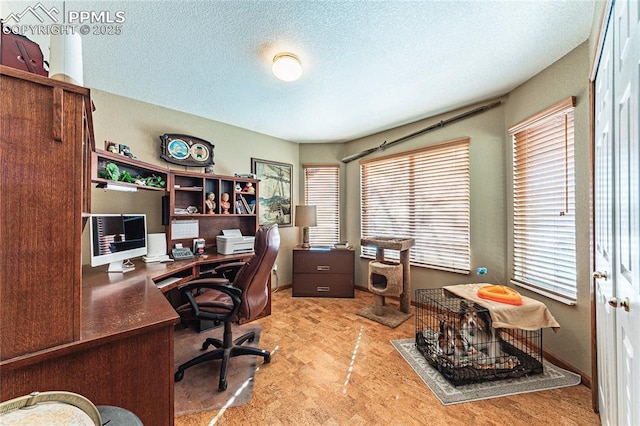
543 350 591 389
273 283 292 292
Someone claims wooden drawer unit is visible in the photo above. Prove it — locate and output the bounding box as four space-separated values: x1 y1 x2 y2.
293 247 354 297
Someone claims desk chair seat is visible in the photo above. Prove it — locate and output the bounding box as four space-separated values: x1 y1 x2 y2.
174 224 280 391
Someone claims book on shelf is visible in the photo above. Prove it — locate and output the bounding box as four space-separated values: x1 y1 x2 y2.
235 200 245 214
239 194 251 213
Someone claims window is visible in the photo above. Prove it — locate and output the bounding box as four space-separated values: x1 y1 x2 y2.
360 138 470 273
304 164 340 245
508 97 576 303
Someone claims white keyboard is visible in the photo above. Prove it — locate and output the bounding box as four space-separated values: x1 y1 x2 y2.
155 277 181 289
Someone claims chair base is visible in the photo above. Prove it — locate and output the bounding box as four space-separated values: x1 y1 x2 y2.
174 323 271 391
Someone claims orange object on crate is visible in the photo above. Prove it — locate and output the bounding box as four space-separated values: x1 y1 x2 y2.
477 285 523 305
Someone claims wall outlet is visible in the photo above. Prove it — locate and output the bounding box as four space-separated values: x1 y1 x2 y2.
272 264 278 272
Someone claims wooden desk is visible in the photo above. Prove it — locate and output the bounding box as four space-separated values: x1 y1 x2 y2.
1 266 177 424
145 251 254 293
0 253 264 426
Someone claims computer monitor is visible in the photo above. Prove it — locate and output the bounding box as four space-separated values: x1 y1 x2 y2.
89 214 147 273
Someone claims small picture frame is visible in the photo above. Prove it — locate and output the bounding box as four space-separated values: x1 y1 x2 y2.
104 140 119 154
119 144 133 158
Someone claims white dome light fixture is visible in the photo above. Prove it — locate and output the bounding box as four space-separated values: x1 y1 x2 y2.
272 52 302 82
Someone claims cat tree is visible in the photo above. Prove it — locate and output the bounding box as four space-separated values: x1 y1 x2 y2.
357 237 415 327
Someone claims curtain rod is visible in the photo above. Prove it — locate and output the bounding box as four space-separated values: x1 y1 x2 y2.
341 100 502 164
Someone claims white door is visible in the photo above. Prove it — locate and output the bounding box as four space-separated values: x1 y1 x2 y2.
612 0 640 424
594 1 640 425
594 18 616 426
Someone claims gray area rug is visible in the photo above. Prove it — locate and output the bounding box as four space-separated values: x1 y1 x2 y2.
391 338 581 405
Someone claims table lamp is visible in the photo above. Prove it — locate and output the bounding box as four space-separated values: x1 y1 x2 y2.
295 205 317 248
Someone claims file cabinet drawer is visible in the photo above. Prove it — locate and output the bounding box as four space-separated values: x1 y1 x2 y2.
292 273 354 297
293 250 354 274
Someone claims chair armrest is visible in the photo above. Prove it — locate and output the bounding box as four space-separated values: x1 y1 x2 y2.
214 261 247 281
178 277 234 290
178 278 243 321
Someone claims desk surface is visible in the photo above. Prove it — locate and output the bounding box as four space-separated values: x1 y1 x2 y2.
81 252 252 340
81 264 178 342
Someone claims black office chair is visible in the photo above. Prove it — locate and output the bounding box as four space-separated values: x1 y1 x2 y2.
174 224 280 391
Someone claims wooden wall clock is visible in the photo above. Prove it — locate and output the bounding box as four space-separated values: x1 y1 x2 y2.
159 134 215 168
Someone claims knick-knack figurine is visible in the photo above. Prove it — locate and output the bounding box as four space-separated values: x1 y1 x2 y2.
221 193 230 214
205 192 216 214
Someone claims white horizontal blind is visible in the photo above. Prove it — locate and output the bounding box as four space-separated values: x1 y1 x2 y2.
304 165 340 246
509 97 576 301
360 139 470 273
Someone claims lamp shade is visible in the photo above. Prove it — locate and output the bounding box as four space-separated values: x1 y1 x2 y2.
295 205 317 227
272 53 302 81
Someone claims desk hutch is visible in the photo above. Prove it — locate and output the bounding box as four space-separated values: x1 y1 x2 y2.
92 149 261 254
166 170 259 253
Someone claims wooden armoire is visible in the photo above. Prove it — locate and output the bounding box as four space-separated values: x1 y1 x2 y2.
0 65 93 359
1 66 178 426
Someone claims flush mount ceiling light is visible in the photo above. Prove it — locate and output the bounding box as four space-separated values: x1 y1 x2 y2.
272 53 302 82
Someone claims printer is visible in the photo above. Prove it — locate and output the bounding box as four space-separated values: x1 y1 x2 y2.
216 229 255 255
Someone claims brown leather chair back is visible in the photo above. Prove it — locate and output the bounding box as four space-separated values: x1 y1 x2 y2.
233 224 280 321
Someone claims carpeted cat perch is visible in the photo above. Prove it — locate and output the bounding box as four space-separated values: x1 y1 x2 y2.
356 237 414 328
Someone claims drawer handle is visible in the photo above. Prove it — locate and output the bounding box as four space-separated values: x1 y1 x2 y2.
317 265 330 271
317 286 330 292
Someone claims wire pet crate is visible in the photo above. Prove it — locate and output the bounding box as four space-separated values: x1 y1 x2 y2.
415 288 543 386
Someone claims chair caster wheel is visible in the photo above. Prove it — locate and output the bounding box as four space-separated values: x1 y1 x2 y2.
218 380 227 391
174 370 184 382
264 354 271 363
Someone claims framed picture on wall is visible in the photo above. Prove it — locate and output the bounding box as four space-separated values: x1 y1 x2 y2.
251 158 292 227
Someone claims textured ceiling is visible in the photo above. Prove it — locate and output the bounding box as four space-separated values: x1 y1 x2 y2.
3 1 595 143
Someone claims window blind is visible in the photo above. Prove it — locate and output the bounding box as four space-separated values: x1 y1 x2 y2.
508 97 576 302
360 138 470 273
304 165 340 246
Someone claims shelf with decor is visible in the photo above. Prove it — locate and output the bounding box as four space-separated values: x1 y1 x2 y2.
91 149 168 191
167 170 260 253
234 182 257 215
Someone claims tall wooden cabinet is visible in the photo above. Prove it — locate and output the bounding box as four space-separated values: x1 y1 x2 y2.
0 66 93 360
1 66 178 425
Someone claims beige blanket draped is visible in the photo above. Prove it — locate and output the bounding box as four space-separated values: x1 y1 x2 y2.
444 283 560 331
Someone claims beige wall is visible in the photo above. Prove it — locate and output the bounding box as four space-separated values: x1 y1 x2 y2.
301 41 592 376
83 90 300 288
504 41 591 376
330 98 508 292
